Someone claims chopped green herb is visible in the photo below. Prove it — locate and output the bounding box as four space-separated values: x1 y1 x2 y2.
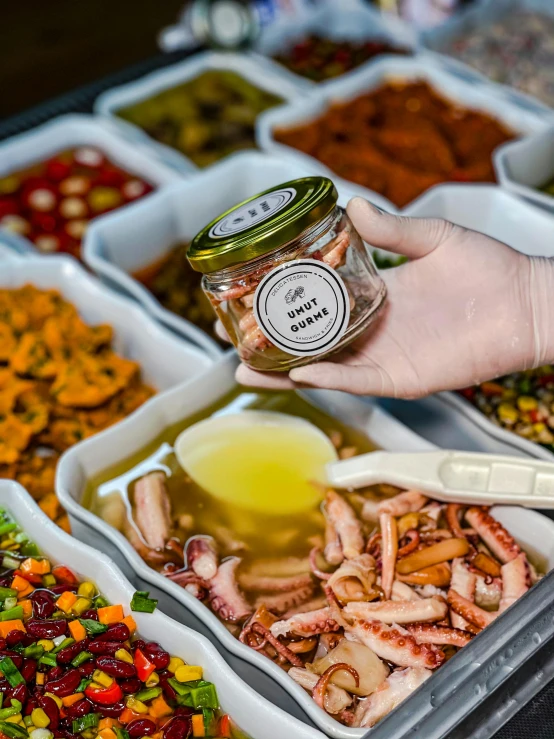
72 713 99 734
0 720 28 739
1 555 20 570
78 618 108 635
1 606 23 621
38 653 57 668
0 587 17 601
52 637 75 655
134 687 162 702
0 656 25 687
130 590 158 613
114 729 130 739
77 677 92 692
72 651 93 668
0 523 17 536
23 643 44 660
0 699 22 720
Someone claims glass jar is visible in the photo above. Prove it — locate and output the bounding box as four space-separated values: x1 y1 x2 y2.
187 177 387 371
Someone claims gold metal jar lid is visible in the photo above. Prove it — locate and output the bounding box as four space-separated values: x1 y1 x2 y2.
187 177 338 274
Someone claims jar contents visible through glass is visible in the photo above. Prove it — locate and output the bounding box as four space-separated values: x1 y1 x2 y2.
187 177 387 371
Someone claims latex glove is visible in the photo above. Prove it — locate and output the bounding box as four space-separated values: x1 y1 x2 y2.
236 197 554 398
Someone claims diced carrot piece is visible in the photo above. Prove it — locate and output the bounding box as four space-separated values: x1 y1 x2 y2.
36 673 45 685
121 615 137 635
62 693 84 707
57 591 78 613
118 709 143 725
0 620 26 637
11 574 34 597
20 600 33 619
20 558 51 575
98 729 117 739
68 620 87 642
191 715 205 737
98 719 121 731
14 569 43 585
56 514 71 534
39 493 60 521
98 605 124 625
149 695 172 719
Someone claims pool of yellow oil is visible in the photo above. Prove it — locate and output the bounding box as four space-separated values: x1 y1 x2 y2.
86 389 377 561
180 422 337 516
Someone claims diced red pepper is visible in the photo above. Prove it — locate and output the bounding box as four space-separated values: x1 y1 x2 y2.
459 387 476 400
134 648 156 682
218 715 232 738
538 375 554 387
52 564 78 586
13 569 43 585
85 682 124 706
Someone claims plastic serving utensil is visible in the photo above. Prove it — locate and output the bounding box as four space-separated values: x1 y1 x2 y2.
326 450 554 508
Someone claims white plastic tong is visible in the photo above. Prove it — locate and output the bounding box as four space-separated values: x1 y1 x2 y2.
327 450 554 508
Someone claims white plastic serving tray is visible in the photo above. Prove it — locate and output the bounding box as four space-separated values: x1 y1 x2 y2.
253 0 417 88
420 0 554 116
0 481 326 739
494 126 554 214
0 114 181 251
256 54 550 205
0 255 213 391
400 182 554 461
94 51 305 175
0 231 35 260
83 150 397 346
57 352 554 738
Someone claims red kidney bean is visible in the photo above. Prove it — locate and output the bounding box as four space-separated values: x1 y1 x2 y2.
11 683 27 704
24 697 38 716
96 700 125 719
88 641 128 656
38 694 60 729
48 666 64 681
159 674 177 701
120 677 142 695
64 699 92 719
27 619 68 639
132 639 147 652
78 662 96 677
6 630 26 647
163 716 192 739
94 623 129 643
81 609 99 621
46 668 81 697
143 642 170 670
30 590 57 619
127 719 157 738
21 658 38 683
57 639 90 665
174 707 194 717
95 657 136 679
0 638 5 649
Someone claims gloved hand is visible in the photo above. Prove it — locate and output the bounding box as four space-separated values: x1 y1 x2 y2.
235 197 554 398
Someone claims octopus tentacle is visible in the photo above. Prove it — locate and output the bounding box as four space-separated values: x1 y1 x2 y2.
447 588 498 630
450 558 476 631
133 471 171 550
254 583 314 615
343 596 447 625
313 663 360 711
186 535 218 580
398 530 420 558
288 667 353 715
500 552 529 612
380 512 398 600
324 517 344 565
465 507 521 563
445 504 465 539
283 594 329 619
237 571 313 592
249 622 304 667
344 618 445 669
325 490 364 560
391 580 421 602
310 547 332 581
378 490 428 517
208 557 252 623
405 624 472 647
327 553 378 604
271 606 341 638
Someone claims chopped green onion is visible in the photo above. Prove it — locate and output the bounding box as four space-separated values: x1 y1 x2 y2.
71 651 93 668
168 677 195 697
0 694 2 709
1 606 23 621
202 708 217 736
22 717 33 728
38 653 57 668
134 687 162 702
0 656 25 687
78 619 108 635
130 591 158 613
1 555 20 570
93 596 109 609
13 532 28 544
3 597 17 611
72 713 99 734
0 699 22 720
23 643 44 660
20 541 39 557
0 523 17 536
0 720 28 739
114 729 130 739
77 678 92 692
52 637 74 655
0 587 17 601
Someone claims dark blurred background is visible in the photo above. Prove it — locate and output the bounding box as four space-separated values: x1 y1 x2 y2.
0 1 185 118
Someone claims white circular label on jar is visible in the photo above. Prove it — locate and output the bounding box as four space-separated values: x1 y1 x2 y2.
209 187 296 239
253 258 351 357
